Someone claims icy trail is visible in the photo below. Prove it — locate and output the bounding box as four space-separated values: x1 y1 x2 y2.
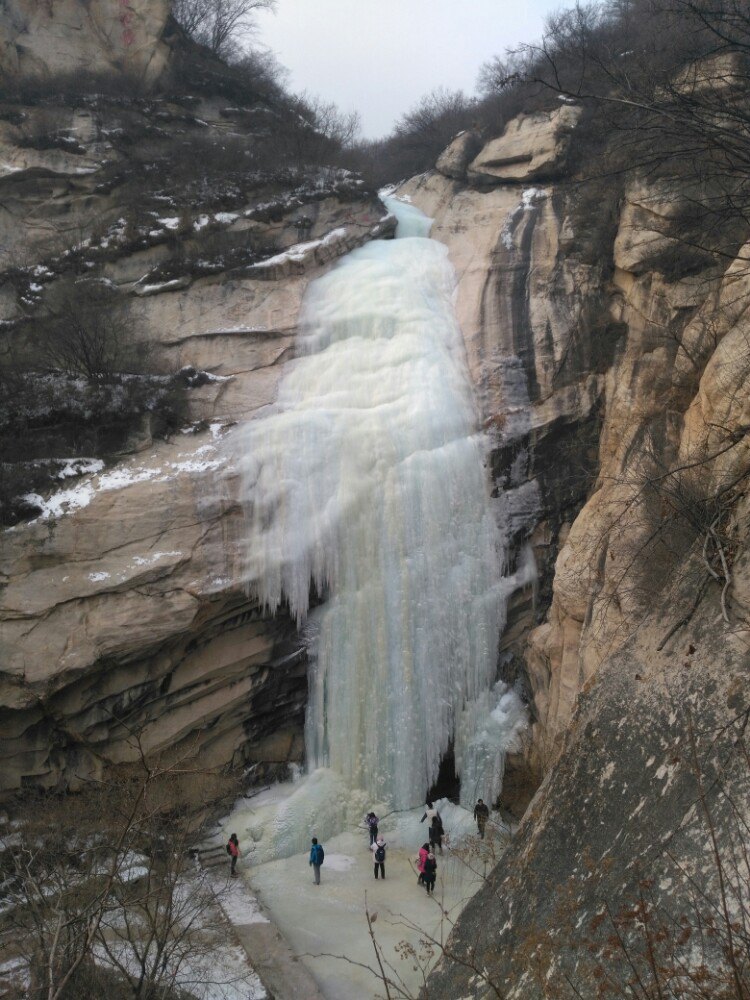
238 196 526 819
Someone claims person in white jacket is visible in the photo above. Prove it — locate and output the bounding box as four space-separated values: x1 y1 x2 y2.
370 836 387 879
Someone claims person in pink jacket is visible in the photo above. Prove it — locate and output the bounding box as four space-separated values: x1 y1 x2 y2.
416 842 430 887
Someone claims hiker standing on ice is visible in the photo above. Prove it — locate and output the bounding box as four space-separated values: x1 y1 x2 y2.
420 800 438 825
365 811 379 845
423 852 437 895
227 833 240 877
474 798 490 839
416 842 429 886
370 836 387 879
309 837 324 885
429 813 444 854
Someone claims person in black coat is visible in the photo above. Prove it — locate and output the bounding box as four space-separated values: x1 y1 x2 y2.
473 799 490 838
429 813 444 854
423 852 437 894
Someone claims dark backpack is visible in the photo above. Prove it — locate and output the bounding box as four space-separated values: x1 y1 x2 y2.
375 844 385 863
225 842 231 855
312 844 324 865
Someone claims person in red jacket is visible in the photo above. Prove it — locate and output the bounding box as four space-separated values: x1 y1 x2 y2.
227 833 240 877
416 842 430 886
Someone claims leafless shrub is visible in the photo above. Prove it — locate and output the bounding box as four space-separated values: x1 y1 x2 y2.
0 744 244 1000
345 88 477 186
172 0 277 61
32 280 148 383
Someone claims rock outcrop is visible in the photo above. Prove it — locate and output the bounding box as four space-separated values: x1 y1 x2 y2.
0 0 171 84
468 105 582 184
435 130 482 180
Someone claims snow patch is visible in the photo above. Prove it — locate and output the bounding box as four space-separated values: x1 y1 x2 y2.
522 187 546 208
136 279 187 295
215 879 269 925
255 228 348 269
131 551 182 567
22 483 95 520
168 458 224 474
98 467 163 491
57 457 104 480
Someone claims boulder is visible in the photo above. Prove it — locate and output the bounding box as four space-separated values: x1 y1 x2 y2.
436 130 482 180
468 105 582 184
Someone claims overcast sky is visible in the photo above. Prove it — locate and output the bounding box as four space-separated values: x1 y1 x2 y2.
254 0 563 138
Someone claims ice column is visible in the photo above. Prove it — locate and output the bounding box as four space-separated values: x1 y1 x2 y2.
239 197 521 810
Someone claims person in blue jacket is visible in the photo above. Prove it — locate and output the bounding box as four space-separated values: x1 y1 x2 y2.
309 837 324 884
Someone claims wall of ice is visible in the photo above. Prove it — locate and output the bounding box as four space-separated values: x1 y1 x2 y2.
238 196 527 814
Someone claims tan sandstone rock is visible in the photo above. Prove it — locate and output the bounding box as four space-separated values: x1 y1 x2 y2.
436 131 483 180
0 0 171 84
468 105 582 185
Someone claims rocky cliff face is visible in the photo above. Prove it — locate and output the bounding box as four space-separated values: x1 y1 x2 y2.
399 92 750 1000
0 0 172 84
0 12 395 797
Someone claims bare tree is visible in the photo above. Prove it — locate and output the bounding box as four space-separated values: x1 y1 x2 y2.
33 280 147 383
394 87 476 164
172 0 277 61
1 746 245 1000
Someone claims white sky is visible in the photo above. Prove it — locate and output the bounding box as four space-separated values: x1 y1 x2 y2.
254 0 563 138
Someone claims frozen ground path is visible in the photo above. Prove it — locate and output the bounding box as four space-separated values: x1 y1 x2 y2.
244 814 492 1000
207 872 325 1000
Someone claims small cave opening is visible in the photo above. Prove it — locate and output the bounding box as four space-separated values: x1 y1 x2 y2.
426 743 461 804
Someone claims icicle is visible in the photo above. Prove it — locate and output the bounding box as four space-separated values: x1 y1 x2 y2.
238 197 525 811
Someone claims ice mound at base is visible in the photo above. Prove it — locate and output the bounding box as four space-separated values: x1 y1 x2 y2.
228 769 380 866
224 778 495 867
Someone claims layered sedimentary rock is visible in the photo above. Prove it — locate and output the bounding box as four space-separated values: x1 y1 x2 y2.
3 80 749 1000
0 52 394 795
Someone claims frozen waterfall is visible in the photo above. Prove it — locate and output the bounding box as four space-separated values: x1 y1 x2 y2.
238 196 527 814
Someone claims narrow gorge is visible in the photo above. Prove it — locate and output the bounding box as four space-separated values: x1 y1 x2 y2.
1 2 749 998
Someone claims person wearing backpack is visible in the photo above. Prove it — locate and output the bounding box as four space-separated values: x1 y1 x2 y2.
370 836 387 879
309 837 324 884
226 833 240 877
365 811 379 845
423 852 437 895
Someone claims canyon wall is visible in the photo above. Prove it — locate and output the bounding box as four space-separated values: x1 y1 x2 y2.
1 34 748 999
404 108 750 998
0 31 395 795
